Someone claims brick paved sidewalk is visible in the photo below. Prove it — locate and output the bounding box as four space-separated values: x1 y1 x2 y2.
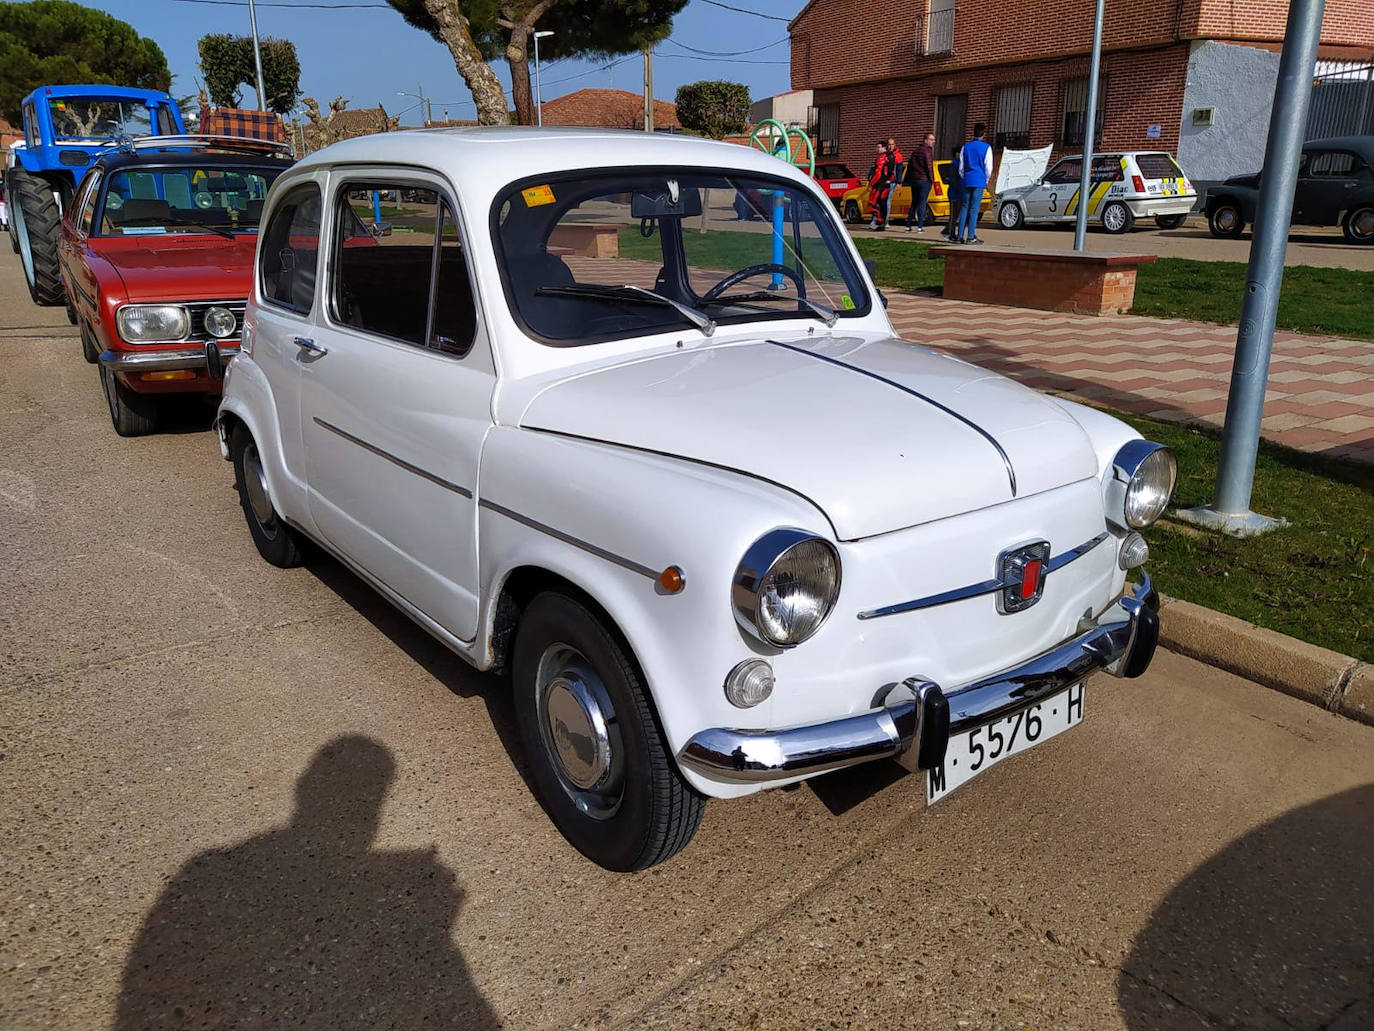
885 291 1374 465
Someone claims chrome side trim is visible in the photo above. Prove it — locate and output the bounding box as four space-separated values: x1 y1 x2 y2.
311 417 472 498
99 344 240 372
478 499 659 581
857 531 1110 620
768 338 1018 497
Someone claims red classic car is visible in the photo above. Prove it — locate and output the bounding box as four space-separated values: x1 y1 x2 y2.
57 139 294 435
811 161 860 205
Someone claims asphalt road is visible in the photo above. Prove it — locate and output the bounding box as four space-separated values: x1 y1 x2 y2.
2 246 1372 1030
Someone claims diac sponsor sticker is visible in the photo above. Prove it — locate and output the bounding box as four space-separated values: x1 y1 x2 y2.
522 185 555 206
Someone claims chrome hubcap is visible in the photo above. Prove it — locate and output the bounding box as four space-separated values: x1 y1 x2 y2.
1352 209 1374 240
536 644 622 819
1216 208 1238 231
243 444 277 534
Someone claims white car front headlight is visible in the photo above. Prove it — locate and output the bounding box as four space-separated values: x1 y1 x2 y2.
1106 440 1177 530
732 529 841 647
116 304 190 343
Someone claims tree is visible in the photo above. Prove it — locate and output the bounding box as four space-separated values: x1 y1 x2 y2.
674 81 750 139
0 0 171 125
198 34 302 115
386 0 687 126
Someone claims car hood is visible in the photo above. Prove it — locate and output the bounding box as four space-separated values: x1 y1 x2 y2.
96 236 257 301
519 335 1099 540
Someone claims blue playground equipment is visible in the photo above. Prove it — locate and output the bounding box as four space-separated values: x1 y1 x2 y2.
6 85 186 306
746 119 816 290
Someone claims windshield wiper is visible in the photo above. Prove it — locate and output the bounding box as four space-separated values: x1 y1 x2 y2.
702 290 839 328
536 284 716 336
166 218 235 240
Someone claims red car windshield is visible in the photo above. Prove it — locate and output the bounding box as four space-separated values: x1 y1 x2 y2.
100 166 283 236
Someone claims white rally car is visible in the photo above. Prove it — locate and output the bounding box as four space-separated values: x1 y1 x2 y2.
996 151 1196 233
217 127 1173 871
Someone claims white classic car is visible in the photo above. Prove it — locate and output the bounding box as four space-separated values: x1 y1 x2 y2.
216 127 1174 871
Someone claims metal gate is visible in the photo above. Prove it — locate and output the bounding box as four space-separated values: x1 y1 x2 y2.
1307 63 1374 139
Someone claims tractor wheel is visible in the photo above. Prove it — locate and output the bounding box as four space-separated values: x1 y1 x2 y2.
10 169 65 305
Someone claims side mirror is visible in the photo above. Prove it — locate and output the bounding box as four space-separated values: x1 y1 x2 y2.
369 221 392 239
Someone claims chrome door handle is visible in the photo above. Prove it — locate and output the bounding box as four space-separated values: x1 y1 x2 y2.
293 336 327 357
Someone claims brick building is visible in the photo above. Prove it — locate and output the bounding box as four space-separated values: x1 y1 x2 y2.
789 0 1374 187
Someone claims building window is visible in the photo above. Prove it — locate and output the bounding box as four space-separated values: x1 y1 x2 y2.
815 103 840 157
924 0 955 56
994 84 1033 150
1060 77 1106 146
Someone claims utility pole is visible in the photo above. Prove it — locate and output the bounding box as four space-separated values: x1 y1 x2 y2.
1177 0 1325 536
1072 0 1105 251
247 0 267 111
643 47 654 132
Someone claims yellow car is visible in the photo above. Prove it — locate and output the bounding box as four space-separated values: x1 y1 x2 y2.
840 160 992 225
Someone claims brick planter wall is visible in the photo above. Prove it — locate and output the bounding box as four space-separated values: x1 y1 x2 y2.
933 246 1157 315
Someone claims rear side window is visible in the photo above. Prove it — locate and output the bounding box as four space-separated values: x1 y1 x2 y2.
1135 154 1183 179
1308 151 1359 176
260 183 322 314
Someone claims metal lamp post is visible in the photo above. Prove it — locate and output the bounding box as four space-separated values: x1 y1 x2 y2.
534 30 555 126
247 0 267 112
396 86 430 126
1072 0 1105 251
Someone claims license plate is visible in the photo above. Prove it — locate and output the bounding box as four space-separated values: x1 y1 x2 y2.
830 182 848 190
926 684 1085 804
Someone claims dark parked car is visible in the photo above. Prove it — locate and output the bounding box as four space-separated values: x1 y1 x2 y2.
1206 136 1374 244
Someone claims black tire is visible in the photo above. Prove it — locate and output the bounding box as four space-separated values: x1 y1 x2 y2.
1155 213 1187 230
64 294 77 325
1100 200 1134 234
230 424 303 568
10 169 65 305
998 201 1024 229
1342 205 1374 245
512 591 704 871
99 363 158 437
843 200 862 225
1208 201 1244 238
79 321 100 364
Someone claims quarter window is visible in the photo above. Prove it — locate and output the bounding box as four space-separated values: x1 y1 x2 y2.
76 171 102 233
260 183 322 314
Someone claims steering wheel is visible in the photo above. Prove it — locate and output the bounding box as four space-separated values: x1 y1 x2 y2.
700 263 804 302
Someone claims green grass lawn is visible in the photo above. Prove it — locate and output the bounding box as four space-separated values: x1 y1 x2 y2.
617 227 1374 339
1112 411 1373 661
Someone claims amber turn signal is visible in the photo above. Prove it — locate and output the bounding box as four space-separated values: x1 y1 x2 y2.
659 565 685 593
140 370 196 382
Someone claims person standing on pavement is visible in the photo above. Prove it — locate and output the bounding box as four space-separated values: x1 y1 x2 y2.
904 132 936 232
942 146 964 240
867 142 892 231
956 123 993 244
884 137 904 230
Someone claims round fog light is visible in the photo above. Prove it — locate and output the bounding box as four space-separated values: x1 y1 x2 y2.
204 306 237 339
1119 532 1150 570
724 658 774 709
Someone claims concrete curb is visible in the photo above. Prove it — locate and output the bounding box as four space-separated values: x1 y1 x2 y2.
1157 596 1373 726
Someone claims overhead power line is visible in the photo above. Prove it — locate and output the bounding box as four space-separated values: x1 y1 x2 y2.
171 0 391 8
663 37 788 57
697 0 790 21
655 54 789 65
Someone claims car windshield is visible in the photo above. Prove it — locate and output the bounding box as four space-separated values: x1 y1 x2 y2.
99 166 284 236
494 170 869 346
48 99 155 140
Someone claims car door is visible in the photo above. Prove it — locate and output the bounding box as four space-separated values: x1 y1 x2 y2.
1026 158 1081 220
1298 149 1363 226
299 171 491 642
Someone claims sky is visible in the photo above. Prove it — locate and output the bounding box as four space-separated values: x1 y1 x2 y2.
85 0 804 125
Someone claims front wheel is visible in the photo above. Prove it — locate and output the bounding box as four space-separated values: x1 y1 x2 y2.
1155 213 1187 230
100 364 158 437
1343 205 1374 244
513 592 705 871
998 202 1024 229
231 424 303 567
843 200 862 225
1100 201 1134 234
1209 202 1244 238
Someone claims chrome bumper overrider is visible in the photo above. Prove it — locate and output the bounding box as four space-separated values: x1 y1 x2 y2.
100 342 240 375
679 575 1159 784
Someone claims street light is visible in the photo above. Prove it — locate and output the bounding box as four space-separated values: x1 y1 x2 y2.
396 85 431 126
534 30 555 126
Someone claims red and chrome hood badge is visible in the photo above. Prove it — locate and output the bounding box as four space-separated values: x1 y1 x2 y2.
997 541 1051 614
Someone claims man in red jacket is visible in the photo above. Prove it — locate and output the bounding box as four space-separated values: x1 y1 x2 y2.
867 142 892 230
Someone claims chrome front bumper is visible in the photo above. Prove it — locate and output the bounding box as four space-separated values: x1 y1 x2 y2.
679 575 1159 784
100 342 240 377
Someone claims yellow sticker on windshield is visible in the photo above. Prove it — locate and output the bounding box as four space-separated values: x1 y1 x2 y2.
841 294 856 310
522 185 556 207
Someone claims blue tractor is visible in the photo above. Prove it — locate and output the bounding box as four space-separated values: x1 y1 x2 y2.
6 84 186 306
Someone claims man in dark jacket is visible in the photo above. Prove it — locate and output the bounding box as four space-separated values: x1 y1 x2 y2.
904 132 936 232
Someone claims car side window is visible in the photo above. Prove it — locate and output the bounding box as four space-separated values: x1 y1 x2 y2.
331 183 439 347
1046 159 1081 184
1309 151 1356 177
76 171 101 234
260 183 322 315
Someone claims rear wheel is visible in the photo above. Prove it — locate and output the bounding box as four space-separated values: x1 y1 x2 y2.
1209 201 1244 238
1100 201 1134 234
99 364 158 437
1155 213 1186 230
231 424 303 567
998 202 1024 229
843 200 863 225
513 591 705 871
1342 205 1374 244
10 169 65 305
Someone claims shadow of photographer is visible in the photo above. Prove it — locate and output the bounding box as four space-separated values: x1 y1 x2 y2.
116 736 499 1030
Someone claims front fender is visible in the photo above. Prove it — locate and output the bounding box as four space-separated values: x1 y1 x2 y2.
476 426 833 798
